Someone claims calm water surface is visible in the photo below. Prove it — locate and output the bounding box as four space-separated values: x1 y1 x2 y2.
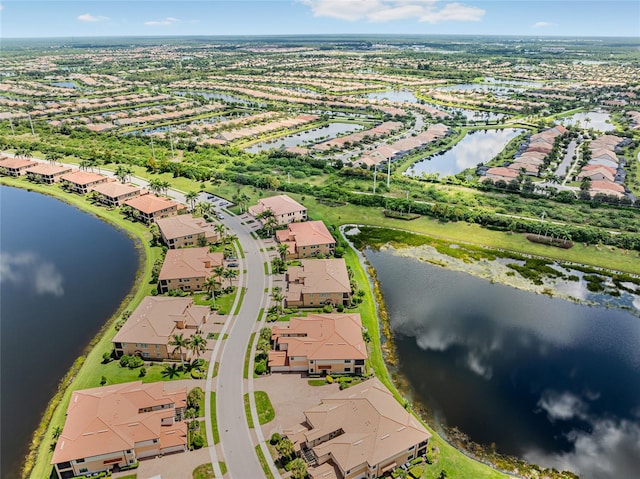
559 111 613 132
0 186 138 478
245 122 365 153
366 248 640 479
406 128 523 177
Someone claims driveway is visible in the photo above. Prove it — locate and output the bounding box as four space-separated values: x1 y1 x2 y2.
254 373 340 439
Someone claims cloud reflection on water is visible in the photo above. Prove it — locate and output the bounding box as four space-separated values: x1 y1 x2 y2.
0 252 64 296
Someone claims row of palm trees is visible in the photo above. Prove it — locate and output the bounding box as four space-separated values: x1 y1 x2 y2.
204 265 239 307
168 332 207 370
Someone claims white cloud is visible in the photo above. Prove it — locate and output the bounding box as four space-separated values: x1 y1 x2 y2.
144 17 180 26
533 21 557 28
77 13 110 23
465 350 493 379
525 418 640 479
299 0 485 23
537 390 587 422
0 252 64 297
0 4 5 12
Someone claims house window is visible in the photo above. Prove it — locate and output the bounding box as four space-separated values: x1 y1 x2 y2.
143 353 150 357
76 458 85 463
345 368 351 372
126 450 132 454
153 439 159 443
79 468 88 474
344 360 351 363
142 344 148 348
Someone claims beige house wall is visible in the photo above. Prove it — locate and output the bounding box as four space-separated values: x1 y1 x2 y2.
100 190 140 207
159 276 206 294
310 358 363 375
275 209 307 225
115 342 171 360
295 242 334 259
302 291 350 307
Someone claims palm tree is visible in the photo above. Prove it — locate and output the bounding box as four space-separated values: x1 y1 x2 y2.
45 152 61 164
79 159 92 171
277 242 289 261
148 179 163 195
238 192 250 213
160 180 171 196
205 275 221 307
162 363 181 379
223 268 238 288
169 333 188 370
188 334 207 361
263 216 278 237
214 223 226 242
115 165 132 183
185 191 199 212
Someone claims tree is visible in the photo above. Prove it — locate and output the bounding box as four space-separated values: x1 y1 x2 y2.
185 191 199 211
162 363 181 379
148 179 163 195
189 334 207 361
289 458 307 479
169 333 188 369
238 192 250 213
214 223 226 242
276 437 295 461
223 268 238 288
115 165 132 183
187 387 204 410
277 242 290 261
205 275 221 307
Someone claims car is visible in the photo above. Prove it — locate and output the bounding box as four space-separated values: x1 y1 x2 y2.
227 262 239 268
217 214 225 220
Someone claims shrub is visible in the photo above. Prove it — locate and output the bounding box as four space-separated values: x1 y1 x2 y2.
192 434 204 449
139 367 147 377
270 433 282 445
322 304 333 313
102 352 112 364
100 376 107 386
119 355 144 369
326 375 334 384
254 360 267 376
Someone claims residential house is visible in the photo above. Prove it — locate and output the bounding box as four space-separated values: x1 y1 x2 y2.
158 247 224 294
89 181 143 207
268 313 367 375
301 378 431 479
248 194 307 226
124 194 182 223
60 170 108 194
51 381 187 479
590 180 626 198
156 214 220 249
25 163 72 184
0 157 38 176
275 221 336 260
481 167 519 183
577 165 616 182
112 296 209 360
285 259 351 308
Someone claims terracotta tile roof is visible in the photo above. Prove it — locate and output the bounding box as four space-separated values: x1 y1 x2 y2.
304 378 430 472
113 297 209 346
60 170 107 186
249 194 306 218
271 313 367 363
287 259 351 295
124 194 179 214
90 181 142 198
0 157 37 169
158 247 224 282
25 163 72 175
51 381 187 464
156 214 219 242
276 221 335 250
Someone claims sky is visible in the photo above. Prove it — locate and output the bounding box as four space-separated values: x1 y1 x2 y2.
0 0 638 38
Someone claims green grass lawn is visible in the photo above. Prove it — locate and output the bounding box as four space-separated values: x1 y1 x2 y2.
244 393 254 428
233 287 247 315
255 445 275 479
219 461 227 476
254 391 275 425
209 392 220 445
308 379 328 386
243 332 255 379
192 463 215 479
91 360 205 387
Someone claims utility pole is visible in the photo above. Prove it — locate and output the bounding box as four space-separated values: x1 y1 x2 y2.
387 159 391 188
373 167 377 195
150 136 156 162
27 114 35 138
287 171 290 184
168 127 175 160
8 118 15 137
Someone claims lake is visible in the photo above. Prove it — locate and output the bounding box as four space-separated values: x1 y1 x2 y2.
559 111 613 133
245 122 365 153
0 186 138 478
364 90 419 103
365 247 640 479
406 128 523 177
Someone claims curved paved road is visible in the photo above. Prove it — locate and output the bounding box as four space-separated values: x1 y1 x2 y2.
215 212 273 479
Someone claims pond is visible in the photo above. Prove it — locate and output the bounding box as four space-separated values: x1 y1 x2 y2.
0 186 138 478
244 122 365 153
436 83 525 97
365 246 640 479
559 111 613 133
405 128 523 177
364 90 419 103
174 90 267 107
